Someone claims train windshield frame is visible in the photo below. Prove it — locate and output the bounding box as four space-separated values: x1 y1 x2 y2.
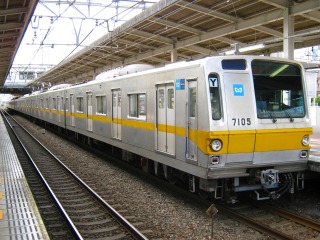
252 60 305 119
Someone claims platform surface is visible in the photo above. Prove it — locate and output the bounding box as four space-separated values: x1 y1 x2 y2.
0 115 49 239
308 131 320 173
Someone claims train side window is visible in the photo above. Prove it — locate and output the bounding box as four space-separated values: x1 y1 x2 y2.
189 87 196 117
158 89 164 109
60 97 62 109
96 96 106 115
70 95 74 111
65 97 69 111
46 98 49 109
76 97 84 112
138 94 146 118
129 95 137 117
53 98 57 110
168 89 174 109
208 73 222 120
128 93 146 120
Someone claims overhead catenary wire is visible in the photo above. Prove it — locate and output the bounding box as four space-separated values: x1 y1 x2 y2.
24 0 155 78
55 0 145 66
32 0 244 83
36 0 209 78
20 0 77 76
33 0 308 84
38 0 240 82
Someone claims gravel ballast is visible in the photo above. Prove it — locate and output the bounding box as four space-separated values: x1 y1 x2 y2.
14 115 320 240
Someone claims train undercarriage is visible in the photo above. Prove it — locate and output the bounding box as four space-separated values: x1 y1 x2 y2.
19 113 307 202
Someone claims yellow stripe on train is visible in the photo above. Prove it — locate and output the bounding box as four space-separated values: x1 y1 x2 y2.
23 108 312 155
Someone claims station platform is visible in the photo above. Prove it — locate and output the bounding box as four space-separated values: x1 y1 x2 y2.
0 115 49 239
310 132 320 153
308 132 320 173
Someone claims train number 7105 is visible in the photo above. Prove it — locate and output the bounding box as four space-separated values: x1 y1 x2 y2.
232 118 251 126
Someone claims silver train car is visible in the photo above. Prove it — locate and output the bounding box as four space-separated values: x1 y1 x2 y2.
9 55 312 200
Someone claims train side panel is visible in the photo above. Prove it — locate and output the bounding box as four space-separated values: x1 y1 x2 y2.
8 56 313 200
61 62 212 179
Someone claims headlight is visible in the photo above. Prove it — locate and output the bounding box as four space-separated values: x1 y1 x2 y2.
210 139 222 151
302 135 309 146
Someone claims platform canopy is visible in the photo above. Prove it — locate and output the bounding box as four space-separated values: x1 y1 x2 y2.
6 0 320 87
0 0 38 86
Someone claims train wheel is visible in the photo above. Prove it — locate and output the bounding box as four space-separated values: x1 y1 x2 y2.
166 166 177 185
167 174 177 185
198 189 209 200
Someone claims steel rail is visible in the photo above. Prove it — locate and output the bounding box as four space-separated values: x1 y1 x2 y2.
2 109 149 240
1 109 83 239
264 204 320 232
216 204 296 240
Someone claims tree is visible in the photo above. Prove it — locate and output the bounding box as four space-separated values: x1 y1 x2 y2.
312 96 320 106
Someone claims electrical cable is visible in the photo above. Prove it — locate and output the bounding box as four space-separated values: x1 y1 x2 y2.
45 0 237 81
19 0 77 76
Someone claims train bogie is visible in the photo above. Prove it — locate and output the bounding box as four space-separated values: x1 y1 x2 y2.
9 56 312 201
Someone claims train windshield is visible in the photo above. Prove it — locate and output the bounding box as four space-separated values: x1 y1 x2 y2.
252 60 305 119
208 73 222 120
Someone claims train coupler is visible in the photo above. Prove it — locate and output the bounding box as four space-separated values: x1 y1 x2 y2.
260 169 279 185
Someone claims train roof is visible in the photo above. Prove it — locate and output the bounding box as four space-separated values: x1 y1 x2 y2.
96 64 155 80
17 55 306 98
47 84 72 91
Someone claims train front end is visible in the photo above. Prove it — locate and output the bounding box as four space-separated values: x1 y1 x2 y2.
202 56 312 200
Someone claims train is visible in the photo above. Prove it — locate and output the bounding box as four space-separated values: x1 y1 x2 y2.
8 55 313 201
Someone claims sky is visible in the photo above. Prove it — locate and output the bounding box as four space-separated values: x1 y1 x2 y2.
12 0 159 73
1 0 159 102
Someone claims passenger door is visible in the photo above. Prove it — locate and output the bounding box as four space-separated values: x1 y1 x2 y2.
38 99 41 117
156 84 175 155
57 96 61 123
112 89 121 140
70 94 75 127
49 97 52 120
87 93 93 131
63 93 67 129
187 80 197 161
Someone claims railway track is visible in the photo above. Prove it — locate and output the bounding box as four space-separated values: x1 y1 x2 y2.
217 201 320 240
1 109 150 240
5 110 320 240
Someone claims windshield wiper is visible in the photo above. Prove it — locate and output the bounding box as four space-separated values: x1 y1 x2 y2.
266 110 277 123
284 110 294 122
